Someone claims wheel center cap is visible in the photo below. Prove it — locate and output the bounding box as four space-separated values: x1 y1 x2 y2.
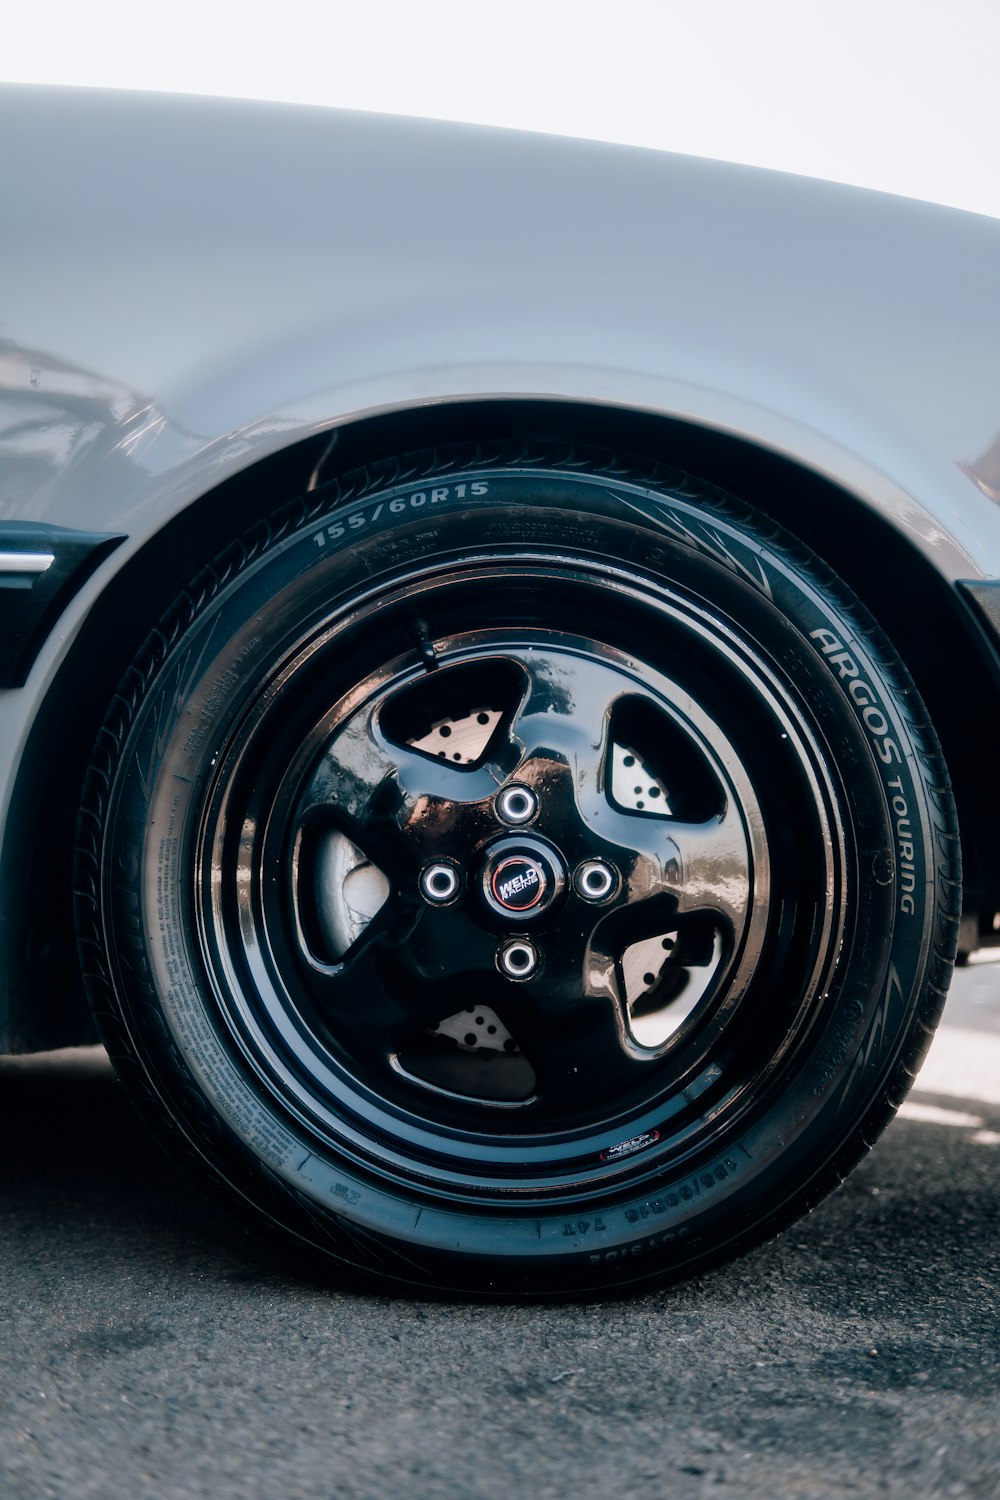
491 855 546 912
481 837 565 924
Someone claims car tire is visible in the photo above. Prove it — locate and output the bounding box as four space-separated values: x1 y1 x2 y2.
75 445 960 1295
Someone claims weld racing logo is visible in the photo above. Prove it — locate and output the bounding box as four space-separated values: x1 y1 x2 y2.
499 868 539 902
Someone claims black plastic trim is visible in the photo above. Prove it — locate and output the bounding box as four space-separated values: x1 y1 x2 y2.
0 523 126 688
957 579 1000 650
956 579 1000 695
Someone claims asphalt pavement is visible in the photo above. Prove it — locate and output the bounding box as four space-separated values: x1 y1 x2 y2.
1 961 998 1500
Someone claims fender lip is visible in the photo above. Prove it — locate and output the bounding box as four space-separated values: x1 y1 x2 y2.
0 524 126 688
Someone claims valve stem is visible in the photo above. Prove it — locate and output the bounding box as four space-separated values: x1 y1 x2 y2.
413 618 439 672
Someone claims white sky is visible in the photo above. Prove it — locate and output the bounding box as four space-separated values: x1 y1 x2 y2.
4 0 1000 220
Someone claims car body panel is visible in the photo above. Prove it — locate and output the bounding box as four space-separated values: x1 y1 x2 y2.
1 84 1000 1045
4 85 1000 571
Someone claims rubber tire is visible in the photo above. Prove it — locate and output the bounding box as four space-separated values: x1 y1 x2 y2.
75 446 960 1296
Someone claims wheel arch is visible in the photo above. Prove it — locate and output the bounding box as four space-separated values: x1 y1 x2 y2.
2 396 995 1051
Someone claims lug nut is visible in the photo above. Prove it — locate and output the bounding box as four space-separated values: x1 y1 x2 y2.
496 784 537 825
419 862 461 905
498 938 539 980
574 859 618 902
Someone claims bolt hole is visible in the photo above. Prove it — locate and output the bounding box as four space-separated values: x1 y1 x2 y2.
643 972 656 986
623 754 635 767
501 943 536 975
421 864 460 903
577 862 615 900
439 725 452 738
464 1033 477 1047
498 785 536 823
497 937 538 981
477 712 490 724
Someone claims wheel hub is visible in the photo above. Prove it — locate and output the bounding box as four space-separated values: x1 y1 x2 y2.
480 834 566 924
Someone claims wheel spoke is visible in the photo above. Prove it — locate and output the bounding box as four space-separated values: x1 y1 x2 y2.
497 650 753 937
579 798 752 939
503 649 617 777
660 804 752 937
395 903 503 987
311 938 414 1069
303 706 487 818
309 910 454 1070
298 704 505 874
318 894 508 1022
509 972 651 1112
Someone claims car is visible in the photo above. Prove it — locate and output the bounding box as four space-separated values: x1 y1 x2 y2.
2 83 999 1296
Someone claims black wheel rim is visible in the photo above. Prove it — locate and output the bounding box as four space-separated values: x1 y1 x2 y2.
195 553 847 1202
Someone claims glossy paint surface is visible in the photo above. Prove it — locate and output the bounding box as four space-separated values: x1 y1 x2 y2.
3 84 1000 583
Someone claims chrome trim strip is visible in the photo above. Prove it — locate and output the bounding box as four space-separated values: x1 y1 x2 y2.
0 551 55 575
